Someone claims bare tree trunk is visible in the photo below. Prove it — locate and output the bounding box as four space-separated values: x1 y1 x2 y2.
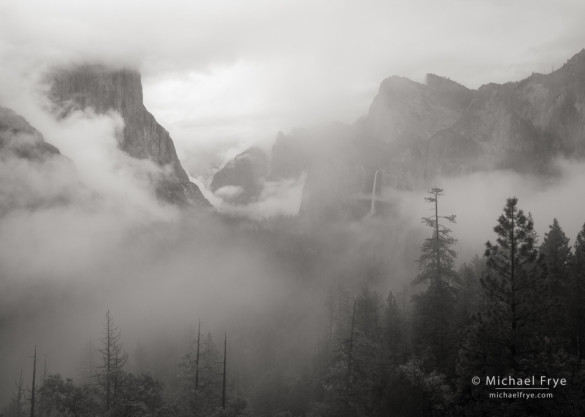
329 290 334 345
39 355 46 417
195 320 201 390
100 310 127 412
346 300 357 394
222 332 227 409
577 335 581 370
106 311 111 411
30 346 37 417
15 370 24 417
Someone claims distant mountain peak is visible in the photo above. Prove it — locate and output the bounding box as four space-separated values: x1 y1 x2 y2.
425 73 471 92
272 47 585 219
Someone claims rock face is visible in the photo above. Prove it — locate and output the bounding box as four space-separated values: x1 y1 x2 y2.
0 105 60 160
272 49 585 218
0 105 75 212
364 50 585 179
49 65 210 207
269 131 308 180
365 74 473 146
210 147 269 204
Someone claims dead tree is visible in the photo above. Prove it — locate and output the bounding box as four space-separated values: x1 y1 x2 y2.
30 346 37 417
222 332 227 410
13 370 24 417
98 310 128 411
346 300 357 394
195 320 201 390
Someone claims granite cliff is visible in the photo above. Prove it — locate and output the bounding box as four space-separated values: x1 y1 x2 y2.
269 49 585 218
0 105 60 160
49 65 210 207
210 147 269 205
0 105 76 212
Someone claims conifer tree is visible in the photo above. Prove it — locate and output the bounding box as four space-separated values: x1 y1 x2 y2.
540 218 572 340
319 290 386 417
455 255 483 322
381 291 406 368
569 223 585 362
412 188 458 375
178 332 222 417
480 197 548 372
414 187 457 286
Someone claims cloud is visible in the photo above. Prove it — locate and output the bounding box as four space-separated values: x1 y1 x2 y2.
2 0 585 405
0 98 180 284
209 175 307 219
4 0 585 178
391 159 585 263
0 69 311 401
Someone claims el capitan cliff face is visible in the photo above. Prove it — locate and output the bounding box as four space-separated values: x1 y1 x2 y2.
49 65 210 207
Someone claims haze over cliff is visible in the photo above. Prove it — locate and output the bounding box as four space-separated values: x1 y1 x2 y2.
3 0 585 414
244 49 585 218
49 65 210 207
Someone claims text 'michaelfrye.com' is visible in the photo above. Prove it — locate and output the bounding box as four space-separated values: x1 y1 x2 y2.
472 375 568 400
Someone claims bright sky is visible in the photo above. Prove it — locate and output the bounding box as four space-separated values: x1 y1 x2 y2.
1 0 585 177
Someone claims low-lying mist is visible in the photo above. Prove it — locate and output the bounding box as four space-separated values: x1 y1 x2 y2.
393 159 585 261
3 64 585 409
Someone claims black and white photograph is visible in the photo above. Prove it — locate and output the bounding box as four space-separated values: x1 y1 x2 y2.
1 1 585 416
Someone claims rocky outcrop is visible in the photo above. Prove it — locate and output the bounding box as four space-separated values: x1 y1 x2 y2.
0 105 60 160
210 147 269 204
0 105 76 213
273 49 585 218
49 65 210 207
269 131 308 180
427 49 585 176
364 74 473 146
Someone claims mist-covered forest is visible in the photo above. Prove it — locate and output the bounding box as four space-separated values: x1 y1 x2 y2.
3 2 585 416
3 188 585 417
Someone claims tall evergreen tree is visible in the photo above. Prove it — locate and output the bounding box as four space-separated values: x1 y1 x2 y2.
455 199 567 417
569 223 585 362
455 255 483 323
412 188 458 376
381 291 406 368
178 333 222 417
480 197 548 372
414 187 457 286
317 290 388 417
540 218 572 340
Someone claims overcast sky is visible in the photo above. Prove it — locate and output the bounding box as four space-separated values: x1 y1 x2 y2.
2 0 585 177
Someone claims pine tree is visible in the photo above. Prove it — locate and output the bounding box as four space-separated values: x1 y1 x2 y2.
480 197 548 372
414 187 457 286
455 255 483 322
540 218 572 340
569 223 585 362
412 188 458 375
178 332 222 417
10 370 25 417
381 291 406 368
318 290 387 417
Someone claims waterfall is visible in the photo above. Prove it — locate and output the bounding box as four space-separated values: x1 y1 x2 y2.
370 170 380 216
